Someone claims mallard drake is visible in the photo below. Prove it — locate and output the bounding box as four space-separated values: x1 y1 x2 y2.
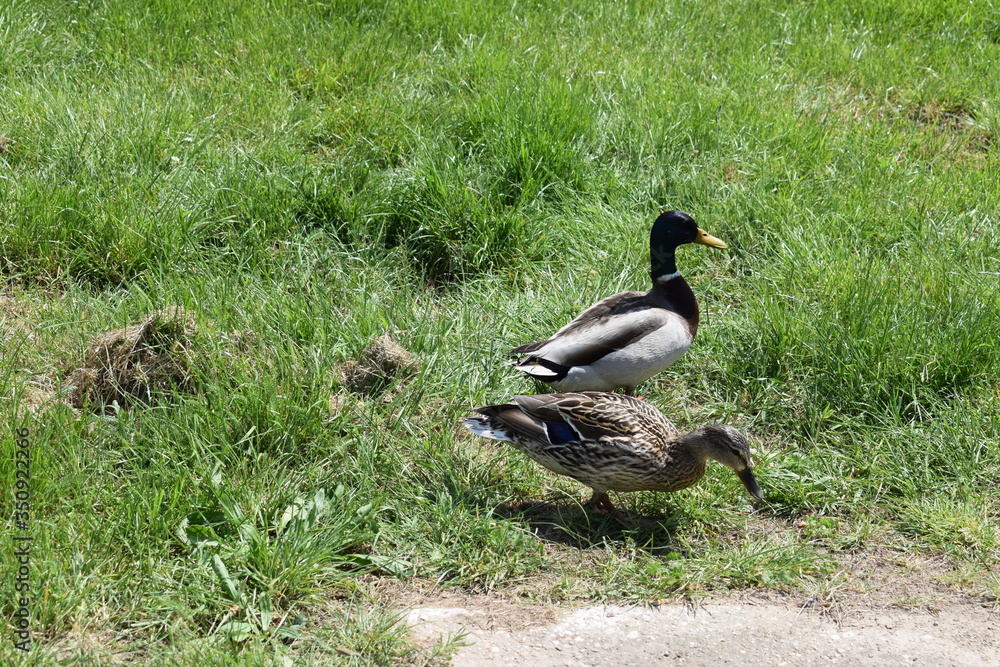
511 210 727 395
463 392 762 514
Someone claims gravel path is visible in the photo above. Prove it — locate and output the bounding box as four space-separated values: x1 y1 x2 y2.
407 599 1000 666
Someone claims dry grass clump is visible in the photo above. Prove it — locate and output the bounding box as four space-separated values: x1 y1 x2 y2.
67 306 198 412
339 333 419 397
1 293 36 338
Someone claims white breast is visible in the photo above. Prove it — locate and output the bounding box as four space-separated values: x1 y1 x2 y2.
549 316 692 391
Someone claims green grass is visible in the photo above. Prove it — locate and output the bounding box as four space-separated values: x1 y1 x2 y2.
3 0 1000 662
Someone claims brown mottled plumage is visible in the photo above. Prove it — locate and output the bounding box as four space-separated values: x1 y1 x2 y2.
463 392 763 514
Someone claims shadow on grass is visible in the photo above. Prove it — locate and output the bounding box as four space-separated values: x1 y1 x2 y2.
491 497 690 557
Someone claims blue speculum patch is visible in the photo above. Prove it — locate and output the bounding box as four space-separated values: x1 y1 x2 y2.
544 421 577 444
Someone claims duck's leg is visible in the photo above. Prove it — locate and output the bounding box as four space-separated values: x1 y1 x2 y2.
585 490 635 526
585 490 617 514
622 386 646 401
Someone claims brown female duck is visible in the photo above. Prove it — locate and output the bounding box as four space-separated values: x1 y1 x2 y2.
464 391 762 513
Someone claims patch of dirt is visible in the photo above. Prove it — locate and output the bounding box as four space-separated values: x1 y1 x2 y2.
394 589 560 635
2 292 65 412
337 333 419 397
1 294 34 363
908 101 993 155
52 630 129 663
823 549 986 610
66 306 198 412
910 102 973 132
